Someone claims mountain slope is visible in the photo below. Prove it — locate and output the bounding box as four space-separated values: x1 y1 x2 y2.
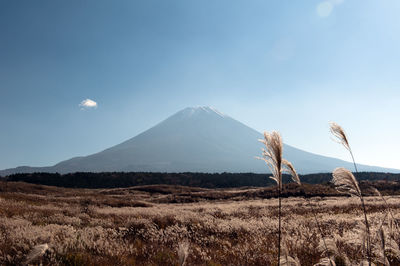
0 107 397 175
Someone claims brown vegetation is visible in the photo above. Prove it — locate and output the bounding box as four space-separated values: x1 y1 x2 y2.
1 181 399 265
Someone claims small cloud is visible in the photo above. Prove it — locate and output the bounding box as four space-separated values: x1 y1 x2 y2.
79 99 97 110
316 0 343 18
317 1 333 17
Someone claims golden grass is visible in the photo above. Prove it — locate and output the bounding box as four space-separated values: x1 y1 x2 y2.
1 182 399 265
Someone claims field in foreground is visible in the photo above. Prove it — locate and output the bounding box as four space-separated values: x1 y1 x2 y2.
1 181 400 265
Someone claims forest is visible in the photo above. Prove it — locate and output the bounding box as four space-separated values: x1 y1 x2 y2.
2 171 400 190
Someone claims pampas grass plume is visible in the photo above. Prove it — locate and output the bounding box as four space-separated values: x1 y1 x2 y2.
178 241 189 266
332 167 361 197
329 122 351 151
24 243 49 265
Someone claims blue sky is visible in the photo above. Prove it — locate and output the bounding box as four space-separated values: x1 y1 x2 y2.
1 0 399 170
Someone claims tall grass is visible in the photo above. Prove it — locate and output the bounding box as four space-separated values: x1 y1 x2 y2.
178 241 189 266
24 243 49 265
1 180 400 265
257 131 300 266
330 122 371 266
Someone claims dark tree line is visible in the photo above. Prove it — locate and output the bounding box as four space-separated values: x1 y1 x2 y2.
1 171 399 189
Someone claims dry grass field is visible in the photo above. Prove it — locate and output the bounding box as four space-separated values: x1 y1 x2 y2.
1 181 399 265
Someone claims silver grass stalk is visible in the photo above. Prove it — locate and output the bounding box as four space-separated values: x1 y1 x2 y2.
329 122 350 151
257 131 283 266
257 131 299 266
24 243 49 265
329 122 358 172
282 159 300 185
178 241 189 266
332 168 361 197
330 122 372 266
332 167 371 264
257 131 283 188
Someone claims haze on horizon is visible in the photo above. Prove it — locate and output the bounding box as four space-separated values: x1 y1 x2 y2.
1 0 399 170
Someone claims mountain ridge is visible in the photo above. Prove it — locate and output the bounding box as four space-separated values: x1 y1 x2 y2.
1 106 398 176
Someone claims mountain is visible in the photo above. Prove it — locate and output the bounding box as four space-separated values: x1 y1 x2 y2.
0 106 398 176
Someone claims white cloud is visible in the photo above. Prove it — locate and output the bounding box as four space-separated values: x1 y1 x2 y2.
79 99 97 110
316 0 344 18
317 1 333 17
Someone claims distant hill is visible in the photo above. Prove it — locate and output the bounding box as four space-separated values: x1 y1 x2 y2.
0 106 398 175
